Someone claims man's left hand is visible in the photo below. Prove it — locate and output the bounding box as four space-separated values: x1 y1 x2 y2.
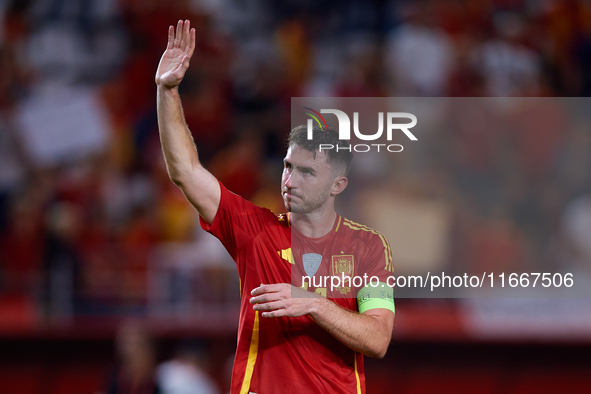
250 283 323 318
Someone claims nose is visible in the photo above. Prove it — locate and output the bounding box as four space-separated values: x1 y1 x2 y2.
285 171 293 188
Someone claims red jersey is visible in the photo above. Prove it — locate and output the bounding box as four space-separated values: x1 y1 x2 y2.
201 182 393 394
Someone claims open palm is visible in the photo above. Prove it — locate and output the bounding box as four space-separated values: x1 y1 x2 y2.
155 20 196 89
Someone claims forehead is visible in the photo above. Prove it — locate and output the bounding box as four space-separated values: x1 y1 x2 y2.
285 144 331 169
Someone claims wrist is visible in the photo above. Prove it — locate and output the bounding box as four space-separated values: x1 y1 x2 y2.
157 84 179 93
308 296 330 320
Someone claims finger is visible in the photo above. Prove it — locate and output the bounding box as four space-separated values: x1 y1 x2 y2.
250 284 267 296
261 309 287 318
174 20 183 47
188 28 196 56
251 284 281 296
182 20 190 50
253 300 284 311
167 25 174 49
181 54 191 71
249 293 281 304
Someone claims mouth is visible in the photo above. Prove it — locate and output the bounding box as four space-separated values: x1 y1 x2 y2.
283 190 299 199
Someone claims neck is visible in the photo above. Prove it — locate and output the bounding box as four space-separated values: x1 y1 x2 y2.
290 209 337 238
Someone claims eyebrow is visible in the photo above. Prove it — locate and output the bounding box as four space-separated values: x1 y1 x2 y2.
299 166 316 174
283 159 316 175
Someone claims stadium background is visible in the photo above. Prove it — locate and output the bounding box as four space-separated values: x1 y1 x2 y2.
1 0 591 393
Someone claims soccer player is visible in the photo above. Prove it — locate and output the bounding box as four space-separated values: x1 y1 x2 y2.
156 20 395 394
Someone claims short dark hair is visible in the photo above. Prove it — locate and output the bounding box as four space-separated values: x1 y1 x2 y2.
288 125 354 177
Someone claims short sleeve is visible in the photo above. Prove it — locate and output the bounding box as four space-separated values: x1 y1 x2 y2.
200 181 275 261
362 231 394 281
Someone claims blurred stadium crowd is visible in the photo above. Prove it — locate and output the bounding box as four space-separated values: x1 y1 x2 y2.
2 0 591 326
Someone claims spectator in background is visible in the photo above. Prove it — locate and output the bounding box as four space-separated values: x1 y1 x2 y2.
539 0 591 96
0 187 44 310
0 1 33 234
560 189 591 287
471 12 542 97
384 0 453 96
43 201 83 319
555 124 591 200
334 37 388 97
108 321 161 394
0 114 30 235
157 340 219 394
26 0 127 85
465 205 531 276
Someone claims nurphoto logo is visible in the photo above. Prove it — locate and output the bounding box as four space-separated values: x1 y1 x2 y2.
303 107 417 153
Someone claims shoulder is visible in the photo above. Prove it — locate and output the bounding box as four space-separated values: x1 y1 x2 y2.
338 216 387 241
206 182 284 234
339 216 393 272
340 216 392 253
220 182 278 220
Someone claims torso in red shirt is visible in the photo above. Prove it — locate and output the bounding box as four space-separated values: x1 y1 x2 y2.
201 182 393 394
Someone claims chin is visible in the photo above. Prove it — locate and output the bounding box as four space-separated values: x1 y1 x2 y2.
288 206 308 215
283 201 292 212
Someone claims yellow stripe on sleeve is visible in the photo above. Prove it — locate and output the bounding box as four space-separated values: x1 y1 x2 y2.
342 220 393 272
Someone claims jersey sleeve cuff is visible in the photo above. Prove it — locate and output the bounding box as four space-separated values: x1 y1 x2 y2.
199 180 225 233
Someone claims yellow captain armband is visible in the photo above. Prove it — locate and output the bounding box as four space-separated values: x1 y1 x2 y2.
357 282 395 314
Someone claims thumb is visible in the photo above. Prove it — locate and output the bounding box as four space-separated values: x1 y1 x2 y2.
181 54 191 70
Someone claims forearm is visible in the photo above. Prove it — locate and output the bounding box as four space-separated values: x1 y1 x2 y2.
156 85 200 184
251 284 394 358
154 21 220 223
309 298 391 358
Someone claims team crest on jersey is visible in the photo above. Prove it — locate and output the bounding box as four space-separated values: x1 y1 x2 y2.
332 255 354 294
303 253 322 277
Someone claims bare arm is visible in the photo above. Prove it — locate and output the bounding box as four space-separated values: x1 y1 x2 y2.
250 284 394 358
155 20 220 224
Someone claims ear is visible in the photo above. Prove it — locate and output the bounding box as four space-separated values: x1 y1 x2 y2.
330 176 348 196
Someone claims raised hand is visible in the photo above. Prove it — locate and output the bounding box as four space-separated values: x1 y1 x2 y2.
155 20 196 89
